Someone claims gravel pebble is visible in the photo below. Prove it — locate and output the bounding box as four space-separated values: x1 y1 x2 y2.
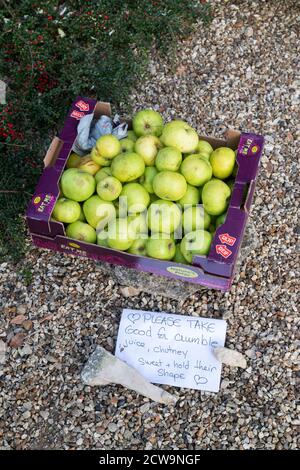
0 0 299 451
108 423 118 433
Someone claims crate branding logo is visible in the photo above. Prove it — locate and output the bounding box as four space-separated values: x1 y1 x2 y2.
216 244 232 259
75 100 89 112
32 193 55 214
60 243 87 256
69 242 80 249
167 266 199 279
70 110 85 120
240 138 260 156
218 233 236 246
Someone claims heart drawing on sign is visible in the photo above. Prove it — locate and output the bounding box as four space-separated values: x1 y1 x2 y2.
194 375 208 386
127 312 141 324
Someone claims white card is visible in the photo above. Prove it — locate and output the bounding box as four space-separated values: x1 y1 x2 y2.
116 309 227 393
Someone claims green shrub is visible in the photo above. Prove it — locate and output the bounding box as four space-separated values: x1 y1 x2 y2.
0 0 211 261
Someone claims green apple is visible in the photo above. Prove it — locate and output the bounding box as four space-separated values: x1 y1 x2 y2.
182 151 196 159
208 223 216 235
134 135 162 166
91 134 121 166
226 179 234 192
77 155 100 175
201 179 231 216
215 212 227 228
66 221 96 244
173 244 188 264
180 155 212 186
52 197 81 223
199 186 203 203
90 148 111 167
95 167 112 184
113 200 127 218
96 176 122 202
127 130 138 142
155 147 182 172
180 230 212 263
107 218 134 251
120 138 135 153
147 199 181 234
111 152 145 182
153 171 187 201
139 167 158 194
128 212 148 238
146 234 175 260
161 120 199 153
119 183 150 215
232 161 238 177
83 195 116 229
78 206 86 222
150 193 159 203
66 152 81 169
96 228 109 247
178 184 200 208
182 205 211 234
60 168 96 202
128 237 148 256
197 153 210 162
210 147 236 179
132 109 164 137
197 140 213 159
58 183 64 197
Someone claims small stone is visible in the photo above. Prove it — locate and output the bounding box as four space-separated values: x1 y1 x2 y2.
23 402 32 411
76 284 83 293
22 411 31 420
106 337 114 348
245 26 253 37
149 64 156 75
10 315 26 325
120 286 141 298
108 423 118 433
124 430 132 439
9 333 26 349
264 143 274 154
40 410 49 420
213 347 247 369
22 320 33 331
39 314 53 323
19 344 32 356
17 305 27 315
196 428 205 439
292 420 300 426
221 379 230 389
245 348 257 359
140 402 151 414
76 438 83 446
0 340 6 364
176 64 187 76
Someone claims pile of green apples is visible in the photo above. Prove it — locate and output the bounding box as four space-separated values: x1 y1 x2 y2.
52 109 236 264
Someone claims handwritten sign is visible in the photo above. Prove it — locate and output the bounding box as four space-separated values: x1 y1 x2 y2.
116 309 227 393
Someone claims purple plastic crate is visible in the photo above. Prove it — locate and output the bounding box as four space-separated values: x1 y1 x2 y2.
26 97 264 291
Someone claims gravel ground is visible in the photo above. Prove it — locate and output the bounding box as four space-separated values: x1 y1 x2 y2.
1 0 299 450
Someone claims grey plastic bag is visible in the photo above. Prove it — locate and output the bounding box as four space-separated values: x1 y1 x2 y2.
72 113 128 156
